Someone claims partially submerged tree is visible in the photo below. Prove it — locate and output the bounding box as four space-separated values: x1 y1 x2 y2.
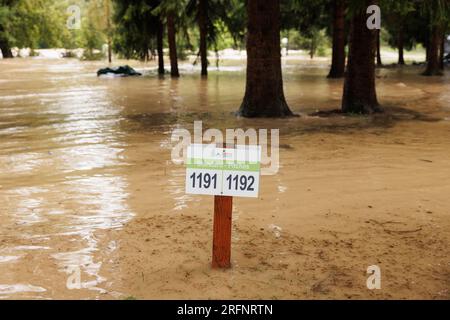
238 0 293 117
421 0 449 76
105 0 113 63
220 0 246 49
198 0 208 76
440 32 446 70
156 18 165 74
167 11 180 77
342 0 380 114
185 0 236 76
186 0 209 76
383 0 415 66
328 0 347 78
113 0 162 62
376 29 382 66
424 24 443 75
282 0 330 68
0 1 14 58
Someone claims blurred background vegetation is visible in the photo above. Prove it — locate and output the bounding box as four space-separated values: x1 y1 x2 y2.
0 0 447 62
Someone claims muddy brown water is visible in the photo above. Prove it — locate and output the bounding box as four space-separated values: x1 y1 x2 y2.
0 58 449 299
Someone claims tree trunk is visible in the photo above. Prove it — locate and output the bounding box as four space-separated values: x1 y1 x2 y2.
167 12 180 78
376 29 382 66
328 0 346 78
107 39 112 63
238 0 293 118
106 0 112 63
286 30 290 56
423 25 442 76
198 0 208 76
342 1 380 114
398 24 405 65
0 40 13 58
0 24 13 58
309 37 315 59
440 33 445 71
157 19 165 75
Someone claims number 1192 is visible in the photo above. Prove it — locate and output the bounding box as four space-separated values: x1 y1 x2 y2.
226 174 255 191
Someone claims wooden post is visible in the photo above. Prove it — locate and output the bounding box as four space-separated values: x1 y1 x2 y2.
212 195 233 269
212 142 233 269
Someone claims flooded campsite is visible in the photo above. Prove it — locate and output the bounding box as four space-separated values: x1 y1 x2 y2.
1 55 450 299
0 0 449 305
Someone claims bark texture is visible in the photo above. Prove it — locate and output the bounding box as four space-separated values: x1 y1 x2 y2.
439 33 445 71
106 0 112 63
0 40 13 58
423 25 443 76
376 29 382 66
0 24 13 58
157 19 165 75
167 12 180 78
398 24 405 65
328 0 346 78
238 0 293 118
342 2 380 114
198 0 208 76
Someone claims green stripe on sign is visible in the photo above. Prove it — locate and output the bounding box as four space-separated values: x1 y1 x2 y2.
187 158 260 172
223 162 260 172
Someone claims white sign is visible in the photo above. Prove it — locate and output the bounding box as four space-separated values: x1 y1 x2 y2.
185 144 261 198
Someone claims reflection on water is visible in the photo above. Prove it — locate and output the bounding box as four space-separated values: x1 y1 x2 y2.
0 59 133 299
0 57 448 299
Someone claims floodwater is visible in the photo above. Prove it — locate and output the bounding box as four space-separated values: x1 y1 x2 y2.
0 57 449 299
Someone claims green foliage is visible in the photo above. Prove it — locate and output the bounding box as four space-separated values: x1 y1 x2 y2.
282 0 329 33
212 20 237 51
284 28 329 57
113 0 161 60
112 0 243 60
0 0 448 61
1 0 69 49
0 3 15 46
382 0 450 52
0 0 111 55
81 1 108 54
421 0 450 26
185 0 228 50
218 0 245 49
281 0 331 58
81 50 105 60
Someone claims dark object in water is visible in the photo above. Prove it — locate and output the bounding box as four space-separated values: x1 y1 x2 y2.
97 65 142 77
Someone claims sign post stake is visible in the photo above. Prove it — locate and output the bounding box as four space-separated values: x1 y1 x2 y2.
212 142 233 269
186 143 260 269
212 195 233 269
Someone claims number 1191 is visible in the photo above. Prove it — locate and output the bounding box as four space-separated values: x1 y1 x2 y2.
190 172 217 189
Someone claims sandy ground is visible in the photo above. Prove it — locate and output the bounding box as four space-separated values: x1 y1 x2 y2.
106 117 450 300
0 57 449 299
